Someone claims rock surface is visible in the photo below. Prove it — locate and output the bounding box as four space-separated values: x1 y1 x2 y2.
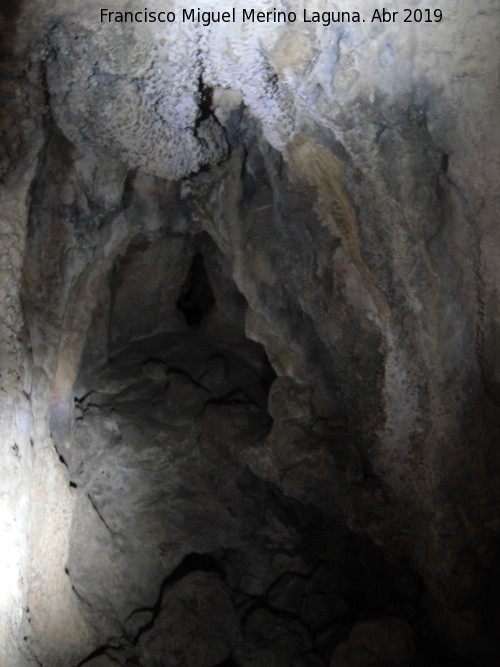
0 0 499 665
329 618 414 667
137 571 241 667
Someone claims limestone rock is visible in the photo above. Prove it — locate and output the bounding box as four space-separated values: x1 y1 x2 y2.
137 571 241 667
236 608 312 667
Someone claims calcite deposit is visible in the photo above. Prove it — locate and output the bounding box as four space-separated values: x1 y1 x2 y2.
0 1 498 665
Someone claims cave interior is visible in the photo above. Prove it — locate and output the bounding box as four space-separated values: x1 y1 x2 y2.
0 2 499 666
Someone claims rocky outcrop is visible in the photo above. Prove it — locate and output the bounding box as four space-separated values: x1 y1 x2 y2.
0 0 499 665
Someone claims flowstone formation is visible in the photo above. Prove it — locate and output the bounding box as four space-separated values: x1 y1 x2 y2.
0 1 499 665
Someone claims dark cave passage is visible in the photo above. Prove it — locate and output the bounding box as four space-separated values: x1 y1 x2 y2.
177 253 216 327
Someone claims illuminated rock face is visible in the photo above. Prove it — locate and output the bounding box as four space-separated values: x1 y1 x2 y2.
0 1 499 665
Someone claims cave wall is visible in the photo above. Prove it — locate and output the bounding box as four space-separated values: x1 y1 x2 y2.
0 1 499 665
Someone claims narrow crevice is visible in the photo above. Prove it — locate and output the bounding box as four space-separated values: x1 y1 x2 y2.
196 74 214 127
176 253 215 326
205 388 259 409
87 493 114 536
121 168 137 209
166 365 210 392
77 642 124 667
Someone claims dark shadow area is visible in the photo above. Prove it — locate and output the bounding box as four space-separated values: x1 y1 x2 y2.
177 252 216 326
0 0 23 54
0 0 23 22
